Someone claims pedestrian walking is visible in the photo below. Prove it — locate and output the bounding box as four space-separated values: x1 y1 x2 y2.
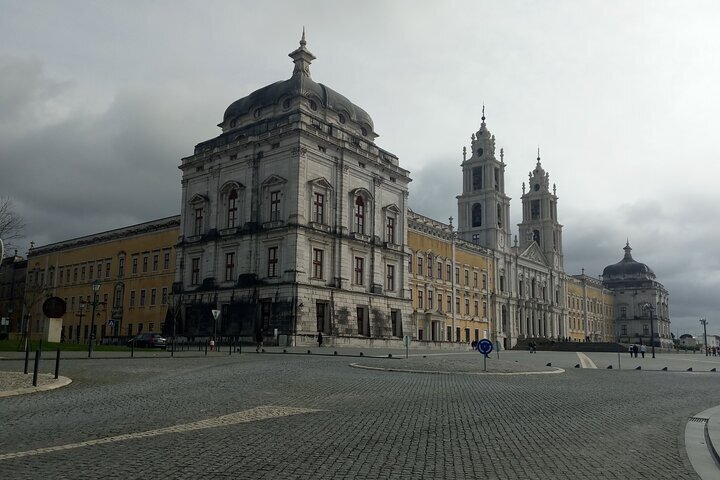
255 331 263 352
629 345 633 358
633 344 639 358
640 344 646 358
317 331 323 348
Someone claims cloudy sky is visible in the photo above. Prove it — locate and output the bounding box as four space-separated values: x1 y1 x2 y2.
1 1 718 335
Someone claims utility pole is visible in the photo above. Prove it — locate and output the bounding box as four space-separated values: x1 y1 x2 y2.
700 318 708 356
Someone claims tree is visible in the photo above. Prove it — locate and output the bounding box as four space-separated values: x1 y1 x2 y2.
0 196 25 256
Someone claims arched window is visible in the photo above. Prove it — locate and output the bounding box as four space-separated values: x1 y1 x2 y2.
355 196 365 234
472 203 482 227
227 189 238 228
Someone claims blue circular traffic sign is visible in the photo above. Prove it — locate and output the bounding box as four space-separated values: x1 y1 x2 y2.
477 339 493 355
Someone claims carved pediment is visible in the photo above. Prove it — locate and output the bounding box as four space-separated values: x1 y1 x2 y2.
220 181 246 193
382 203 401 214
189 193 209 205
520 242 549 266
262 174 288 187
308 177 334 191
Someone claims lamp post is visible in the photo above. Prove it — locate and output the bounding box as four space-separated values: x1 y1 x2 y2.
700 318 708 356
88 279 100 357
643 303 656 358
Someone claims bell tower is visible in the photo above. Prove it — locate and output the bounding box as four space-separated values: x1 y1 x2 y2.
456 108 512 251
518 149 564 269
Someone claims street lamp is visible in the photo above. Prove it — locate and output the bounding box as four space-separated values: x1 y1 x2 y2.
700 318 709 356
642 303 656 358
88 279 100 357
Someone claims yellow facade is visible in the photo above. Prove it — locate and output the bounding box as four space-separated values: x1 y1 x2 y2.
25 216 179 342
566 274 615 342
408 212 493 343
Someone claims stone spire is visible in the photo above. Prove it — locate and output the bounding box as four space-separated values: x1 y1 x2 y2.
288 28 316 78
624 240 633 259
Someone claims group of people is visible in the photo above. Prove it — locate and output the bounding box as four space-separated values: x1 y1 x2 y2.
527 341 537 353
629 343 647 358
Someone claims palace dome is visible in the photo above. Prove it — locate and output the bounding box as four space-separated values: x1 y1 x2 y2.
222 32 374 132
602 242 655 279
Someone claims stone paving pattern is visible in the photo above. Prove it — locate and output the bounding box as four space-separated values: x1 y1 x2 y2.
1 349 719 479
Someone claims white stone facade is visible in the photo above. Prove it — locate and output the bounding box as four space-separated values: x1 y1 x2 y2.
174 35 413 345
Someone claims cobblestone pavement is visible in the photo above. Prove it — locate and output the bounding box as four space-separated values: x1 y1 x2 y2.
1 349 719 479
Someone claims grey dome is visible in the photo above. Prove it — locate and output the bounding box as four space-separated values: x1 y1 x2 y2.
602 243 655 278
222 33 374 132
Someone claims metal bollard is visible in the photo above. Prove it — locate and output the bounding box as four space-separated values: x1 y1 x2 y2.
131 340 134 358
229 340 232 356
205 341 208 356
32 350 41 386
54 348 61 379
24 343 30 374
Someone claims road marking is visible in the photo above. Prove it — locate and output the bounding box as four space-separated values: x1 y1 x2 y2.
0 405 321 461
576 352 597 369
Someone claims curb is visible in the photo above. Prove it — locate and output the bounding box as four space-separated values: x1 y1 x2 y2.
0 374 73 398
349 363 565 376
685 405 720 479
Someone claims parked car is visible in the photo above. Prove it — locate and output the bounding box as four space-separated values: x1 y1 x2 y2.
128 333 167 349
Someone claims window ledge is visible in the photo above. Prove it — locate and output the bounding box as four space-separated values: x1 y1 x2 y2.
263 221 285 229
310 222 331 233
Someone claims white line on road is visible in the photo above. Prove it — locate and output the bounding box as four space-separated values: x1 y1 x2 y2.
576 352 597 369
0 405 322 461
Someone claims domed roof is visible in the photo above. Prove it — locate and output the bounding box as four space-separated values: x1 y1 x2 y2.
602 242 655 278
222 32 374 131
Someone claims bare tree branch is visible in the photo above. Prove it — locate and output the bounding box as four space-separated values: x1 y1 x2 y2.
0 196 25 254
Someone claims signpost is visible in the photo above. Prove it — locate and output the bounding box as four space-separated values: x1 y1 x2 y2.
403 335 411 358
477 338 493 372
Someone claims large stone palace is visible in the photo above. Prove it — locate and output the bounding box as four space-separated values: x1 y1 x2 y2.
3 34 670 348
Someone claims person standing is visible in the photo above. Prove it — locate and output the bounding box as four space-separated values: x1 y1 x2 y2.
317 331 323 348
633 344 639 358
640 344 646 358
255 330 263 353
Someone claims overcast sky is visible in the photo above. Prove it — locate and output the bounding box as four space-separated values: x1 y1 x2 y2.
1 1 718 336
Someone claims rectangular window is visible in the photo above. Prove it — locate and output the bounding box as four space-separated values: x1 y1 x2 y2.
464 269 469 286
500 275 505 292
127 324 133 336
313 192 324 224
97 262 102 279
268 247 278 277
73 268 78 283
354 197 365 233
418 290 424 310
417 256 423 274
447 264 451 280
620 306 627 319
437 293 443 312
473 272 478 288
465 298 470 315
354 257 364 285
427 255 432 277
191 258 200 285
114 289 122 307
474 300 479 316
270 191 281 221
455 296 460 314
142 256 148 273
105 260 111 278
428 291 434 309
150 289 157 306
81 266 86 281
483 301 487 317
89 264 94 279
71 297 75 311
153 254 159 271
227 192 238 228
132 257 138 274
161 287 168 305
455 267 460 284
386 217 395 244
130 291 136 307
119 258 125 277
408 256 412 273
164 252 170 270
225 252 235 281
313 249 324 279
194 207 204 235
386 264 395 291
621 324 627 336
140 290 146 307
447 295 452 313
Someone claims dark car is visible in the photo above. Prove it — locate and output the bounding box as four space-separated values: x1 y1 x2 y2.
128 333 167 349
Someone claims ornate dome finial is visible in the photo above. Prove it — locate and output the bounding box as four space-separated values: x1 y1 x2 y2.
481 104 486 124
289 28 316 77
462 146 466 161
